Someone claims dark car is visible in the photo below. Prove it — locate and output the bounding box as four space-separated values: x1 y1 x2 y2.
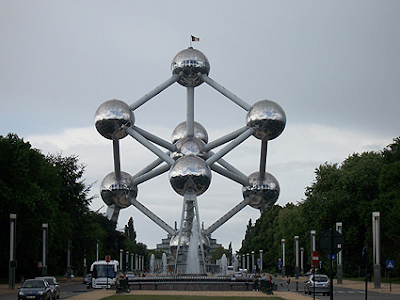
304 274 330 296
18 279 52 300
35 276 60 299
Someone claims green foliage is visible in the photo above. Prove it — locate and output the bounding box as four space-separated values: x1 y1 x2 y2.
0 134 148 280
239 136 400 278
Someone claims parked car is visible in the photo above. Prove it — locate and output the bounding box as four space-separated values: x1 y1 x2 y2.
35 276 60 299
125 271 136 280
304 274 330 296
18 279 52 300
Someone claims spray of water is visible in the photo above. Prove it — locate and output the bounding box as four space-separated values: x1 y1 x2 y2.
186 218 201 274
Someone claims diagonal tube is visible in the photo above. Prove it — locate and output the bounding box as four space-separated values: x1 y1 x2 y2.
132 125 176 152
130 75 178 110
206 127 255 166
204 198 251 236
201 74 252 111
203 126 248 152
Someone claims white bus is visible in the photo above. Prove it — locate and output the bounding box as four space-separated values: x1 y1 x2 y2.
90 260 119 289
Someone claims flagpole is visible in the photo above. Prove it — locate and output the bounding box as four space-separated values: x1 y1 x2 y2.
190 36 192 48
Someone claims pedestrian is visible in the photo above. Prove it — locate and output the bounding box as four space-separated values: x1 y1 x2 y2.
253 274 259 291
285 275 290 291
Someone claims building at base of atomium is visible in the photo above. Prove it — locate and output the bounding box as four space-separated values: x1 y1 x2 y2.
94 47 286 274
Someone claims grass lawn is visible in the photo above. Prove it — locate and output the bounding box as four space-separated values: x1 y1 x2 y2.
103 295 284 300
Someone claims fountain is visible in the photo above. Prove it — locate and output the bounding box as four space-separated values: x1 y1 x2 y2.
150 254 155 274
186 218 201 274
220 254 227 275
162 253 168 275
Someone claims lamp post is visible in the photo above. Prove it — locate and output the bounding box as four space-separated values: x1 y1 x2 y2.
373 212 381 288
281 239 286 277
42 223 48 276
9 214 16 290
336 222 343 284
247 253 250 272
120 249 123 271
310 230 316 270
294 236 299 279
242 254 245 270
300 247 304 275
251 251 255 273
259 249 263 273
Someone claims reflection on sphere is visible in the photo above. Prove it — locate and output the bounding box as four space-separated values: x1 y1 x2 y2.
171 137 207 160
246 100 286 140
95 99 135 140
171 121 208 144
100 171 137 208
171 48 210 87
242 171 280 210
169 155 211 196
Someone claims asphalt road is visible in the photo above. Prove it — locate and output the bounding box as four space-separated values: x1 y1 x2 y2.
1 282 90 300
273 277 399 300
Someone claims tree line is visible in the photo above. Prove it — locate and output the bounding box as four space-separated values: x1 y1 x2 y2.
239 137 400 278
0 134 146 280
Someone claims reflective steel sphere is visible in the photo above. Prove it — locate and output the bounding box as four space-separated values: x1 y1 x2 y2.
94 99 135 140
246 100 286 140
171 137 207 160
242 171 280 210
171 121 208 144
169 230 210 252
100 171 137 208
171 48 210 87
169 155 212 196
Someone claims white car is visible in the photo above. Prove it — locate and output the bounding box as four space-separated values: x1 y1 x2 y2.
304 274 330 296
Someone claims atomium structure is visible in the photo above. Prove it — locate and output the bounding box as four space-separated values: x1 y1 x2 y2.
94 47 286 274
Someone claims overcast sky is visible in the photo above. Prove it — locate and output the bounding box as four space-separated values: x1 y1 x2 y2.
1 1 399 253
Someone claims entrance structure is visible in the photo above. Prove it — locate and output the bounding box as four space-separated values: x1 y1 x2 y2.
94 47 286 274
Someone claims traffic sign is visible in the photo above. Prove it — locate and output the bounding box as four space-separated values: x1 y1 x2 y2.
319 228 344 255
105 255 111 262
386 260 395 269
312 250 319 266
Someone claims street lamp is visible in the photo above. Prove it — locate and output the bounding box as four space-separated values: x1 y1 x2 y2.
42 223 48 276
259 249 263 273
294 236 299 279
9 214 17 290
281 239 286 276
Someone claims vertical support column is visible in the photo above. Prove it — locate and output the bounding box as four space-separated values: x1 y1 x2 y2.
259 140 268 180
372 212 381 288
247 253 250 272
186 87 195 137
138 255 141 271
113 139 121 181
135 254 138 270
9 214 16 290
242 254 245 270
294 236 299 279
336 222 343 284
42 223 48 276
142 256 145 272
259 250 263 273
310 230 316 271
281 239 286 277
83 251 87 278
300 247 304 275
251 251 255 273
131 253 134 271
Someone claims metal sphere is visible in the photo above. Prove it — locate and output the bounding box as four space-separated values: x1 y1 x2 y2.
94 99 135 140
171 48 210 87
242 171 280 210
169 155 212 196
169 230 210 251
246 100 286 140
171 121 208 144
100 171 137 209
171 137 207 160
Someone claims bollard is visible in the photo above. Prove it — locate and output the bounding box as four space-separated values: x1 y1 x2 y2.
296 281 298 291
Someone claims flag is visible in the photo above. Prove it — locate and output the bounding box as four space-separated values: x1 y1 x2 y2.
191 35 200 42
